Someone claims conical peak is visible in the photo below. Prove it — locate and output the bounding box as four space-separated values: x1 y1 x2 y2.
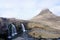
33 8 57 19
38 8 54 16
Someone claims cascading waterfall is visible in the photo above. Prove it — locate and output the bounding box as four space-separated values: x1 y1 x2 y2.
20 23 34 40
8 23 17 39
21 23 29 40
8 23 35 40
11 24 17 36
21 23 26 32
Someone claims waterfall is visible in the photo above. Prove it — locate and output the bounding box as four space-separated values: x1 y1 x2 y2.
21 23 26 32
11 24 17 36
8 23 17 39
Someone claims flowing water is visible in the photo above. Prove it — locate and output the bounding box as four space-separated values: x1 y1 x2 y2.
8 24 17 39
20 23 35 40
11 24 17 36
21 23 26 32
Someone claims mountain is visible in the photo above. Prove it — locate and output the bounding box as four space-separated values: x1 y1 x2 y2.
31 9 56 20
31 8 60 30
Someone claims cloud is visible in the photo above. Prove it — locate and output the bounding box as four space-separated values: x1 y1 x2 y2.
32 0 60 16
0 0 60 20
50 6 60 16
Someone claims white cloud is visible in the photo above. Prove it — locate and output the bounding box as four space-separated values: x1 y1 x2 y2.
0 0 60 20
50 6 60 16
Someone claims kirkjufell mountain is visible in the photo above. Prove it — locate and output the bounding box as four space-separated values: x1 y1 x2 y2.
31 9 57 20
31 9 60 30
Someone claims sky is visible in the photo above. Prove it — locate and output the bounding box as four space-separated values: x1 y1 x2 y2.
0 0 60 20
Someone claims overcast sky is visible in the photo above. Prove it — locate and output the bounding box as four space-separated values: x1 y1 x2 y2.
0 0 60 20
